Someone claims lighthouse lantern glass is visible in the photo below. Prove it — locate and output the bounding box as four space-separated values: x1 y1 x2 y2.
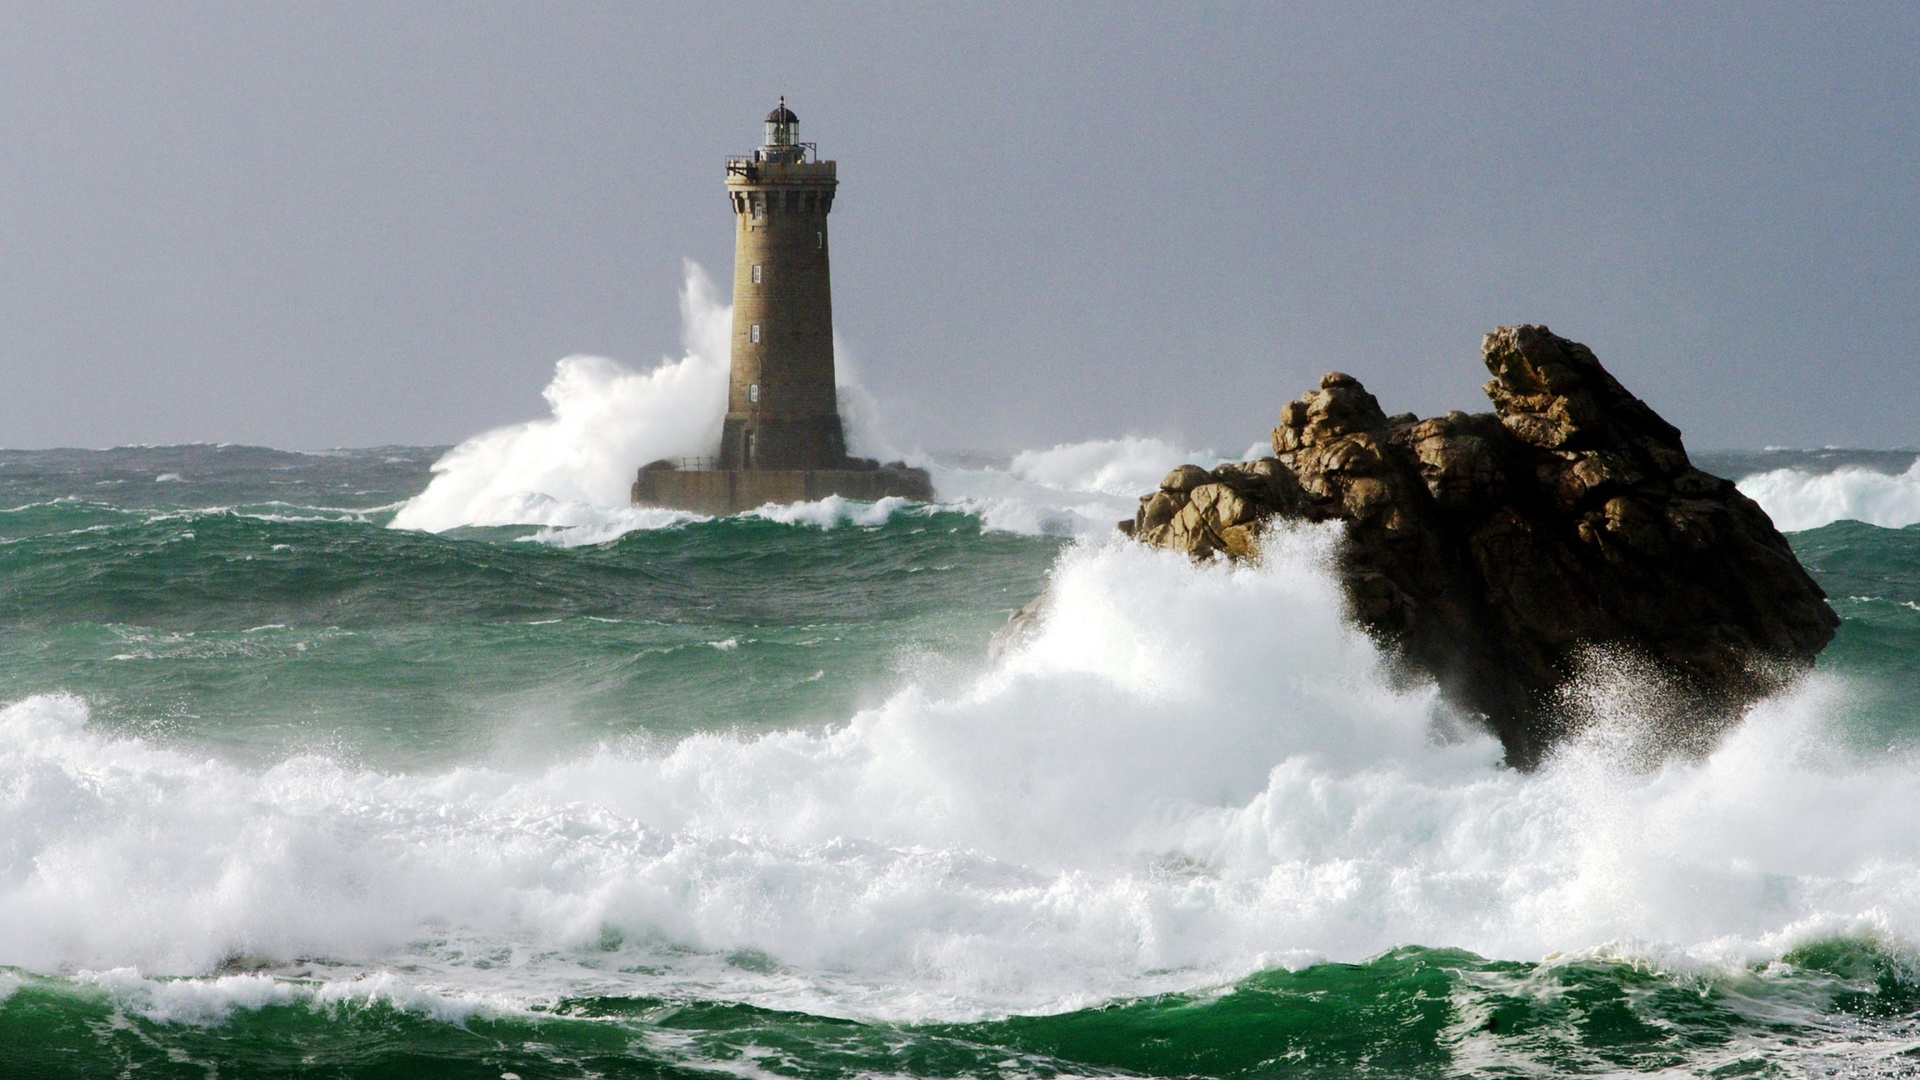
766 120 796 147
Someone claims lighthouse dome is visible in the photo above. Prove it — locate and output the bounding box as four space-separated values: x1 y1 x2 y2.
763 97 800 152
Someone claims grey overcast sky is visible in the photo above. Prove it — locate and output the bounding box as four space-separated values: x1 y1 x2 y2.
0 3 1914 452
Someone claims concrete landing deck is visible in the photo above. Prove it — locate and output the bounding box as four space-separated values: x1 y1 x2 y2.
631 464 933 516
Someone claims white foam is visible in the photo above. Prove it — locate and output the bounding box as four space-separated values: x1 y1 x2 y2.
931 437 1228 537
747 495 917 529
518 504 706 548
830 337 904 465
378 259 1237 546
4 529 1918 1022
74 967 503 1027
390 261 733 534
80 968 304 1025
1009 437 1205 497
380 258 1244 542
518 495 922 546
1738 458 1920 531
390 262 915 540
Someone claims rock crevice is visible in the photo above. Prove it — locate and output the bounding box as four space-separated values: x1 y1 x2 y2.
1120 325 1838 767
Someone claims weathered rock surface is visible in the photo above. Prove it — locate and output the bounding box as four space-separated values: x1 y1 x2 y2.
1120 325 1839 767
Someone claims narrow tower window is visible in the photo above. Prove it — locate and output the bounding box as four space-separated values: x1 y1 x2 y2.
751 265 762 284
750 324 761 343
816 231 823 249
748 384 759 403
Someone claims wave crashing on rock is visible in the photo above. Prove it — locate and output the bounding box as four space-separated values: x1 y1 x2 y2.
1120 325 1839 768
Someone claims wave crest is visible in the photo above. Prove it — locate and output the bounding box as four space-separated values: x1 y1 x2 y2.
389 262 733 533
389 261 919 538
5 528 1918 1020
1737 458 1920 532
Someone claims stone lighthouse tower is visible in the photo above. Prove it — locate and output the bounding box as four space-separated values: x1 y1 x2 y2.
631 100 931 513
719 98 844 469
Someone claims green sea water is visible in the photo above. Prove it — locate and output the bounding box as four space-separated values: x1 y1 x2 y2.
3 444 1920 1078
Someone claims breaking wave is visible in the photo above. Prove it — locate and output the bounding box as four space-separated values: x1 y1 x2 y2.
388 262 732 533
4 525 1917 1023
926 438 1222 537
1009 437 1209 497
1738 457 1920 532
390 261 904 536
384 259 1249 543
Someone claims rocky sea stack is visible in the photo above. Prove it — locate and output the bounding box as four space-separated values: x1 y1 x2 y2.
1120 325 1840 768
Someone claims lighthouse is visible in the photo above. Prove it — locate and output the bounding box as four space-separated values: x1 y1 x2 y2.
632 101 931 513
719 98 845 469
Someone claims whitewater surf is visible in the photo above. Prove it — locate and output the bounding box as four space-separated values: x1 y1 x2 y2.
3 281 1920 1075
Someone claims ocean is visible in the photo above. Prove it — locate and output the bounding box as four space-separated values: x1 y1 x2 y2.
1 430 1919 1079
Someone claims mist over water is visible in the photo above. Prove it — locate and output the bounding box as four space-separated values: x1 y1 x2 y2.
3 292 1920 1074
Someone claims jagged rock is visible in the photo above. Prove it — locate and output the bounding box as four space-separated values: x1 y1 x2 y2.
1120 325 1839 768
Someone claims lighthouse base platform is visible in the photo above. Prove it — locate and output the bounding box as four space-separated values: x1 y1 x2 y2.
630 460 933 516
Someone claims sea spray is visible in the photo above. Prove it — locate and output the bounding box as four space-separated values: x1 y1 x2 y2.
392 261 916 535
929 437 1233 537
4 444 1920 1071
389 262 733 533
1009 437 1210 497
386 254 1234 541
1738 456 1920 531
831 333 906 465
5 523 1920 1025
